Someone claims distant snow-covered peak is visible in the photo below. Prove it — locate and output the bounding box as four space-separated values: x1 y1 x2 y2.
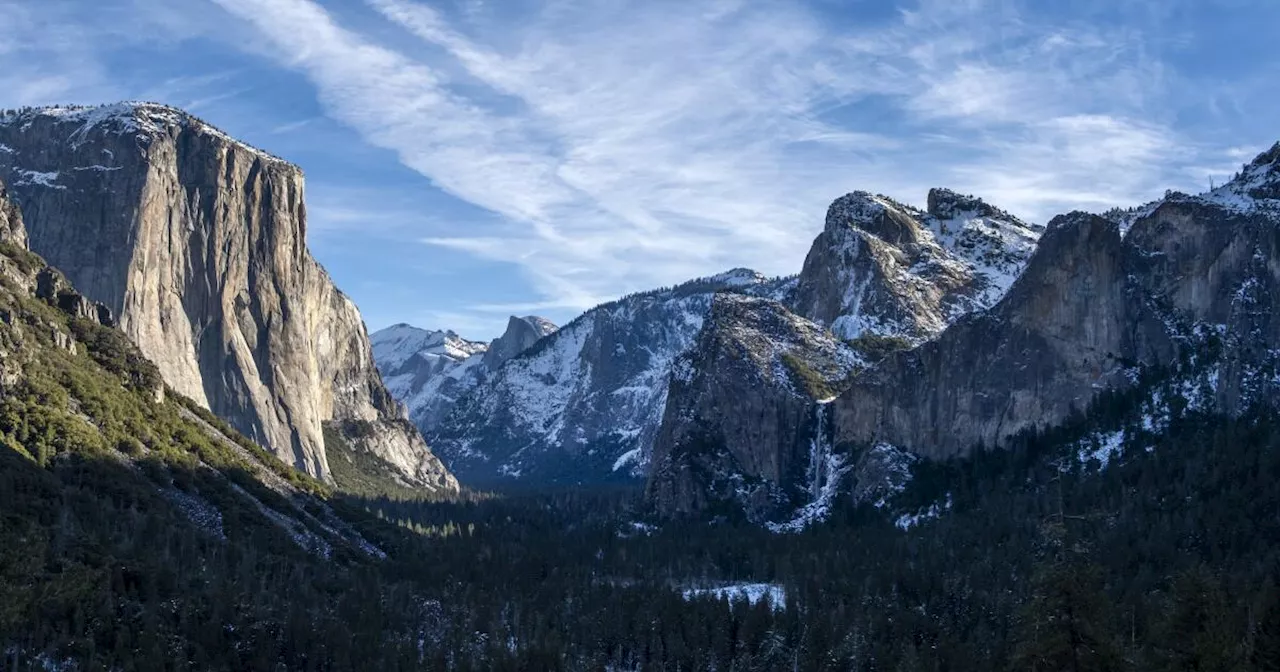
371 323 487 372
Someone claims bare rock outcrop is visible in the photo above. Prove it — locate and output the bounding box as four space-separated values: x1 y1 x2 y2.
646 293 860 518
0 103 455 492
830 143 1280 459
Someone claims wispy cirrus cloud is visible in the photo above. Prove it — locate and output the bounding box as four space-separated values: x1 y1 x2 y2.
3 0 1278 335
208 0 908 312
206 0 1256 320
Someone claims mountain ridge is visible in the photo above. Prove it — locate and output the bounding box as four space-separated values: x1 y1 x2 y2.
647 140 1280 517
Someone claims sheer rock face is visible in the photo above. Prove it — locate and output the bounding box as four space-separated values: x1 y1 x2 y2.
648 190 1039 516
831 144 1280 459
0 103 456 493
830 213 1169 459
646 293 860 518
0 179 25 248
483 316 558 370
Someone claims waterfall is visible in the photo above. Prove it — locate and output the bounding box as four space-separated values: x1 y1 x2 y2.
807 402 833 501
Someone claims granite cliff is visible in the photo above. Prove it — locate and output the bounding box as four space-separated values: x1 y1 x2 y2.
831 145 1280 459
0 103 456 493
648 189 1041 518
645 293 862 520
648 142 1280 519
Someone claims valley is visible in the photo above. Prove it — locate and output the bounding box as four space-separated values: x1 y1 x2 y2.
2 98 1279 670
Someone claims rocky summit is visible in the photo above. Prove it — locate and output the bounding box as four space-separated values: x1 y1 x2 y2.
644 188 1040 516
832 144 1280 460
793 188 1041 342
647 142 1280 519
0 102 456 493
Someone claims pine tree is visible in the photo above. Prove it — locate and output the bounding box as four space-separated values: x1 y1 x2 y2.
1009 561 1122 672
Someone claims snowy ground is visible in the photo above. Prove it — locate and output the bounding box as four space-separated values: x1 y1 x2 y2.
681 583 786 610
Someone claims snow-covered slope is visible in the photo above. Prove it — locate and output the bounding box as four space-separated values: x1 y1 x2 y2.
793 188 1041 342
429 269 796 485
372 324 488 373
417 189 1039 491
370 316 556 435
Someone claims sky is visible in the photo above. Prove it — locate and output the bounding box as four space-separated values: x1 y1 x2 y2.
1 0 1277 339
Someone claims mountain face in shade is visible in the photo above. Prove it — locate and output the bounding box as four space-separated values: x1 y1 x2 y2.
648 142 1280 519
427 269 798 485
647 189 1041 519
645 293 864 521
0 102 456 493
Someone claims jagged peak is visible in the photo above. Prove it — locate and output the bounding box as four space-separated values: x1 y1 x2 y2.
0 101 292 167
926 187 1011 222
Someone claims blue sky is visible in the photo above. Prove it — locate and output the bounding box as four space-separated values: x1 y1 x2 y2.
2 0 1277 338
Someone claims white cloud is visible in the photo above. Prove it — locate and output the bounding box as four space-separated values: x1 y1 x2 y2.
3 0 1271 330
211 0 896 314
207 0 1227 320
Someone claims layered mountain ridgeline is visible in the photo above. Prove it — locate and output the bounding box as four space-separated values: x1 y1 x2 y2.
649 142 1280 519
832 144 1280 456
0 103 456 494
427 269 796 485
390 190 1038 489
648 189 1042 518
10 170 1280 671
371 315 557 434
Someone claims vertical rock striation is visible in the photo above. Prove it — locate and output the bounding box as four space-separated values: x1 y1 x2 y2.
0 103 455 492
